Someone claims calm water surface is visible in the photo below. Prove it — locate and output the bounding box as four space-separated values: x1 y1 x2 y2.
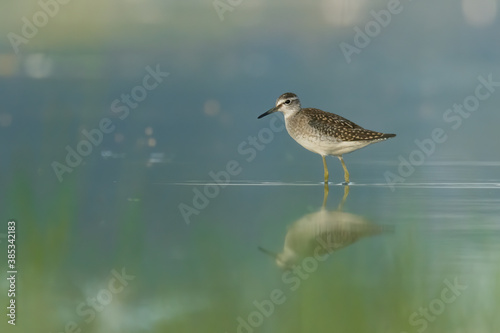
3 163 499 333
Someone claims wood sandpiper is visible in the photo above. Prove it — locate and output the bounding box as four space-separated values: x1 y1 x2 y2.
258 92 396 184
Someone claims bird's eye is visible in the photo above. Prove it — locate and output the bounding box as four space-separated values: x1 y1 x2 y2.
284 100 291 104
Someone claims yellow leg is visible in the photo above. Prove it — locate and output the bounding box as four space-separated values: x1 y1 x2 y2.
338 156 350 184
322 155 329 184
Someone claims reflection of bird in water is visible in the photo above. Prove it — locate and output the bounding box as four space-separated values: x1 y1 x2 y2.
259 186 389 270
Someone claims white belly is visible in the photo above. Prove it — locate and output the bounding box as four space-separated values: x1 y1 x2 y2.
290 131 375 156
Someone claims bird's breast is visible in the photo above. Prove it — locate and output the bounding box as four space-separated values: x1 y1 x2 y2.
285 117 374 156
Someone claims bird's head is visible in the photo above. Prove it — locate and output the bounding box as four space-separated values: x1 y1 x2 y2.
258 92 301 119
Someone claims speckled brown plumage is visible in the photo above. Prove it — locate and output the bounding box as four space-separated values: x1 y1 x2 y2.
304 108 395 142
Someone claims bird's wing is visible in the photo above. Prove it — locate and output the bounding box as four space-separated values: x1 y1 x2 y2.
306 108 363 130
305 108 394 141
